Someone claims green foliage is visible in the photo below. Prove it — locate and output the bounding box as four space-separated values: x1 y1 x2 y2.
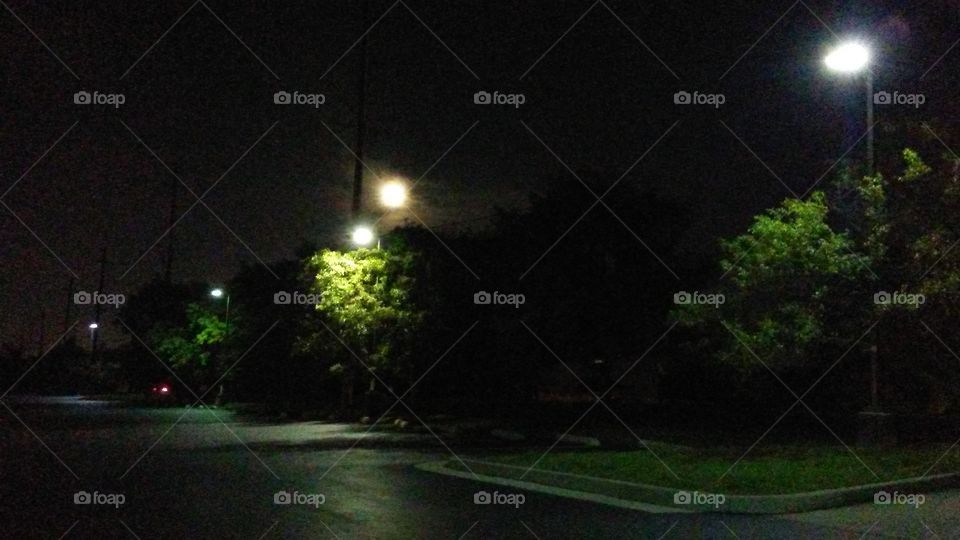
301 245 423 386
679 192 868 370
152 303 228 376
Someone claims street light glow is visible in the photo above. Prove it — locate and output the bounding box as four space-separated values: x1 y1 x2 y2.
210 288 224 298
824 42 870 73
88 323 98 329
351 226 375 246
380 180 407 209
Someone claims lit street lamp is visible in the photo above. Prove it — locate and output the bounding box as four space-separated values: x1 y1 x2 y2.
210 288 230 332
351 225 376 247
88 322 98 343
824 41 874 175
379 180 407 209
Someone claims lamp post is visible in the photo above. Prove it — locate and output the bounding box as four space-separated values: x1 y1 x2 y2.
210 288 230 333
825 42 884 419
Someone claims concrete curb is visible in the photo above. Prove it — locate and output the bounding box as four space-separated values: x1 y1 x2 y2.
418 458 960 514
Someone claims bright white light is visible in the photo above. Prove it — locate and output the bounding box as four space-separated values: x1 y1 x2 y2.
352 226 375 246
210 288 224 298
824 42 870 73
160 385 170 394
88 323 98 329
380 181 407 209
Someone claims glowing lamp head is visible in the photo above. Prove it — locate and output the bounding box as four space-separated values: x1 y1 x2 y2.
351 226 375 247
210 288 224 298
824 42 870 73
380 181 407 209
160 385 170 394
88 323 98 329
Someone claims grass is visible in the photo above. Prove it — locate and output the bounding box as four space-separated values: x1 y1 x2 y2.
469 443 960 495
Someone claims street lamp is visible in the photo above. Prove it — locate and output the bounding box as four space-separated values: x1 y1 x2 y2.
825 41 881 416
824 41 874 175
351 225 376 247
210 288 230 332
379 180 407 209
88 322 98 343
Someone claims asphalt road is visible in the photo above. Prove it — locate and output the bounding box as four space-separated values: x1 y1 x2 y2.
0 397 896 539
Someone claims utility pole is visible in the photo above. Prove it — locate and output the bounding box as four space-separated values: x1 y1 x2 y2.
91 248 107 363
163 174 178 283
351 0 369 220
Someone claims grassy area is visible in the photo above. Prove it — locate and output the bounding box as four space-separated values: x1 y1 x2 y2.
472 443 960 495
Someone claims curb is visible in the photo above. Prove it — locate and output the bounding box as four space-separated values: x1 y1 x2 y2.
418 458 960 514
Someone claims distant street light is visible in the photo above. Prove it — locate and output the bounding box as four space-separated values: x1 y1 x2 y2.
351 225 376 247
380 180 407 209
824 42 870 72
209 288 230 332
88 322 98 343
88 322 98 329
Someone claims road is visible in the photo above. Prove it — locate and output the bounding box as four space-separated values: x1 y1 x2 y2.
0 396 918 539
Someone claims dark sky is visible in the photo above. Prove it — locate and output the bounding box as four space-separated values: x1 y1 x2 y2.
1 0 958 352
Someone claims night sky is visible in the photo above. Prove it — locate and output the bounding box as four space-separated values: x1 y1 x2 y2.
1 0 957 351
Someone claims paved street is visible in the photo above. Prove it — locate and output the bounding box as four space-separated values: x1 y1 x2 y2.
0 397 937 539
